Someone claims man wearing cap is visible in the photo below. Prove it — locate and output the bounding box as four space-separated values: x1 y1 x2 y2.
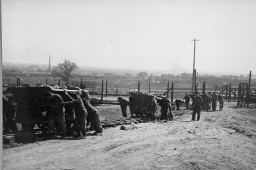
192 92 203 121
44 91 66 138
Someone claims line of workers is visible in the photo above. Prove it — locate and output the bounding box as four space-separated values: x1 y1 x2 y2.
118 91 224 122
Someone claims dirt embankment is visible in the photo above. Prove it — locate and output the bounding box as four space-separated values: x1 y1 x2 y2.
3 103 256 170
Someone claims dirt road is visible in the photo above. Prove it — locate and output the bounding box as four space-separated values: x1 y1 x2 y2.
3 102 256 170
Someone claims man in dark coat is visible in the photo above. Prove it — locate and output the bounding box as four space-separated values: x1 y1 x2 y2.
211 92 218 111
117 97 130 117
192 92 203 121
44 91 66 138
158 97 173 121
3 95 18 134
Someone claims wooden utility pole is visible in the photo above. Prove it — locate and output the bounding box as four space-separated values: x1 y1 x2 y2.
191 39 199 93
194 69 197 93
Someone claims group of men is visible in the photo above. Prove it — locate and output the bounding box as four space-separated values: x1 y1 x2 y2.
118 96 173 122
184 92 224 121
42 88 102 139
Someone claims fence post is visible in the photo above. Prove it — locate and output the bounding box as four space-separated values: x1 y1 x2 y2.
105 79 108 97
80 78 83 86
225 84 228 100
237 84 241 106
101 80 104 101
215 84 217 92
202 81 206 94
149 78 151 93
228 83 231 103
58 80 60 86
138 80 140 92
46 78 48 85
246 84 249 108
171 82 174 102
167 81 170 98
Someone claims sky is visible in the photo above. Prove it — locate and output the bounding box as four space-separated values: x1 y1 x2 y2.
2 0 256 75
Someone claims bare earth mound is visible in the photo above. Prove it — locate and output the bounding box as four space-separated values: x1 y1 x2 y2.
3 102 256 170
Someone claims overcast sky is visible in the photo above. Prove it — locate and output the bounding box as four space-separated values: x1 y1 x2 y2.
2 0 256 75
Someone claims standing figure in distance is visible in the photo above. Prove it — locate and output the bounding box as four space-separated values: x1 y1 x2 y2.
192 92 203 121
211 92 218 111
184 94 190 110
158 97 173 121
117 97 130 117
218 93 224 111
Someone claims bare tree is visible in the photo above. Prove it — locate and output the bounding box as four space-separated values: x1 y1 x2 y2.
52 59 78 85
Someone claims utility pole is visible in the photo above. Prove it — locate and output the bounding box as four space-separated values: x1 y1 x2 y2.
191 39 199 93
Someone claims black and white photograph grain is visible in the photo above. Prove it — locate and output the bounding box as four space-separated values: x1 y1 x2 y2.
1 0 256 169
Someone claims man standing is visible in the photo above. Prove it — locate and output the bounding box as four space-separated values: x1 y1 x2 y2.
211 92 218 111
44 91 66 139
218 93 224 111
202 93 210 111
117 97 130 117
82 98 103 134
175 99 182 110
184 94 190 110
192 92 203 121
158 97 173 121
73 92 87 139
